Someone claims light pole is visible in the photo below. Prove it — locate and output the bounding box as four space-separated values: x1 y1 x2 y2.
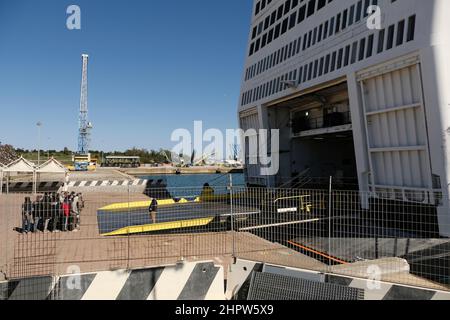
37 122 42 166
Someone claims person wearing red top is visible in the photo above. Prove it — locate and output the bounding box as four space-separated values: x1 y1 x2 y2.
62 197 70 232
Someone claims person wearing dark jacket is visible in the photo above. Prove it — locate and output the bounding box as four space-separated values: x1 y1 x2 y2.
50 193 60 232
22 197 33 233
32 195 43 232
42 193 52 232
149 198 158 224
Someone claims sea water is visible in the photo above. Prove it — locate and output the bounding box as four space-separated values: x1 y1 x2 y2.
139 173 245 198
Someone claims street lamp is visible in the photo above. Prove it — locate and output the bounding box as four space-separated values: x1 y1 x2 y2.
37 122 42 166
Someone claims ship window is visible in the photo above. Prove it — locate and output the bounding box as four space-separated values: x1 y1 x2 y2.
330 51 337 72
317 0 326 11
298 66 303 84
281 18 289 34
351 41 358 64
261 34 267 48
363 0 370 18
396 20 405 46
308 62 313 80
329 17 335 37
271 11 276 25
318 57 324 76
342 9 348 30
289 12 297 29
337 48 343 69
318 24 323 42
303 64 308 82
335 13 341 34
296 36 302 53
407 15 416 42
377 29 385 53
324 54 331 74
366 34 374 58
313 60 318 78
258 22 263 35
349 5 355 26
277 5 283 20
359 38 366 61
355 1 362 23
298 5 306 24
284 0 291 15
307 0 316 17
323 21 329 40
344 45 350 66
386 24 395 50
267 29 274 43
274 23 281 39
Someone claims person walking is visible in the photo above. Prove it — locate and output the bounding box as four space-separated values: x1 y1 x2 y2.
21 197 33 234
149 198 158 224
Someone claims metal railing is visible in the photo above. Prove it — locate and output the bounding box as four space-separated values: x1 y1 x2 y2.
292 111 352 134
1 181 449 298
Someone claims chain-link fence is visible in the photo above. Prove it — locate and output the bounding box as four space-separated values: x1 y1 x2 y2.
1 180 449 299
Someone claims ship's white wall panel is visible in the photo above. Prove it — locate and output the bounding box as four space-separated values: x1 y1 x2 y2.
360 61 432 193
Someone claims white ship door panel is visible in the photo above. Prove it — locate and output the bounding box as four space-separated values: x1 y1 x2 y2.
358 61 434 203
240 110 264 185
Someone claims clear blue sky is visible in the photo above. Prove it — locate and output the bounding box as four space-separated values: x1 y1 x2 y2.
0 0 252 152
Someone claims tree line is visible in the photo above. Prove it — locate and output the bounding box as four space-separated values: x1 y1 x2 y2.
9 146 173 165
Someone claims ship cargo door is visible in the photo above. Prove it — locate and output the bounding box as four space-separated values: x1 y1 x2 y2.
358 58 434 203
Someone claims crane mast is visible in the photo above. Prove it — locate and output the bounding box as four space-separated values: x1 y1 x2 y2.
78 54 92 155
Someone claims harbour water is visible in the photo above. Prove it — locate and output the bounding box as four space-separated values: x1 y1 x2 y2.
139 173 245 198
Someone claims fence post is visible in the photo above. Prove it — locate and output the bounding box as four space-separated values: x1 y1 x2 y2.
229 174 236 261
127 184 130 270
328 176 332 268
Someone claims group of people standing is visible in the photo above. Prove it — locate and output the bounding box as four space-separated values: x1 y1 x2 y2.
21 192 84 233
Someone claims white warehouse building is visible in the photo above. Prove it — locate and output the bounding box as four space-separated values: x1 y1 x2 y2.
237 0 450 237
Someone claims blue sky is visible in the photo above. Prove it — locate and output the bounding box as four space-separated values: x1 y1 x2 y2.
0 0 252 152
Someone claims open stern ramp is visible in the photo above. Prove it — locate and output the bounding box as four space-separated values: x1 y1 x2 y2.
97 198 260 236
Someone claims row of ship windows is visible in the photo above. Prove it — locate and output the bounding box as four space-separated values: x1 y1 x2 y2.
253 0 332 31
250 0 336 57
246 0 379 80
241 15 416 107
